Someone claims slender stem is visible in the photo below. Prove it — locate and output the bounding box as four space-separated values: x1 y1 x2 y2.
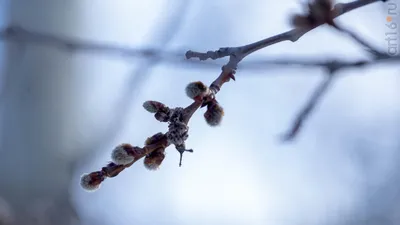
186 0 384 69
182 100 203 124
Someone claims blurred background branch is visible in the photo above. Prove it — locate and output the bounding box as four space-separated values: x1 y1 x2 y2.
1 24 399 71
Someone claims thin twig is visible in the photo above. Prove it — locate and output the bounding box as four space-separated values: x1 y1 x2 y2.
185 0 387 67
241 54 400 71
332 23 386 57
281 73 336 141
186 0 393 141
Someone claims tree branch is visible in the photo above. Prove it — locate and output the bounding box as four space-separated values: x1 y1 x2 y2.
186 0 387 68
1 0 391 190
80 78 225 191
242 54 400 71
281 73 336 141
186 0 394 141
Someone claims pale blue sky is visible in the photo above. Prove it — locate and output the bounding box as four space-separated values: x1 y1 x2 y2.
71 1 399 224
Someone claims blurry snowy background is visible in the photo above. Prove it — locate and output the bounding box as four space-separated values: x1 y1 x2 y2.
0 0 399 225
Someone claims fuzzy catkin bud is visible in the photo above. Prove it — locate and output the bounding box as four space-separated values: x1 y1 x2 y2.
155 111 170 122
291 0 334 28
185 81 208 99
145 132 165 145
102 162 125 178
309 1 330 23
204 100 224 126
290 14 313 28
80 171 105 192
111 143 139 165
314 0 333 12
143 148 166 170
143 101 167 113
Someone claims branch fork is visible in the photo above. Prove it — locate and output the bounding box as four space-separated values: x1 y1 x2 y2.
185 0 393 141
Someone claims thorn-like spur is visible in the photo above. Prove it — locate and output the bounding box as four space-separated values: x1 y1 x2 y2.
228 73 236 81
178 148 194 167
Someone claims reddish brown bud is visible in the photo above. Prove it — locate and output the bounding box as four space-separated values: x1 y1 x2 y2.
111 143 142 165
143 101 168 113
145 132 165 145
143 148 166 170
101 162 126 177
291 0 334 28
290 14 314 28
309 0 334 24
185 81 209 99
155 111 170 122
314 0 333 12
204 100 224 126
80 171 105 191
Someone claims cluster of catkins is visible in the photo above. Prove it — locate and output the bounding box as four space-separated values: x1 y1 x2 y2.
185 81 224 126
144 81 224 126
110 133 167 170
80 133 167 191
80 81 224 191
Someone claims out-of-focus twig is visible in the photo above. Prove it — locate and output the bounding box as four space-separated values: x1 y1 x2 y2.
243 54 400 70
76 0 191 168
0 23 398 72
247 54 399 139
281 73 336 141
